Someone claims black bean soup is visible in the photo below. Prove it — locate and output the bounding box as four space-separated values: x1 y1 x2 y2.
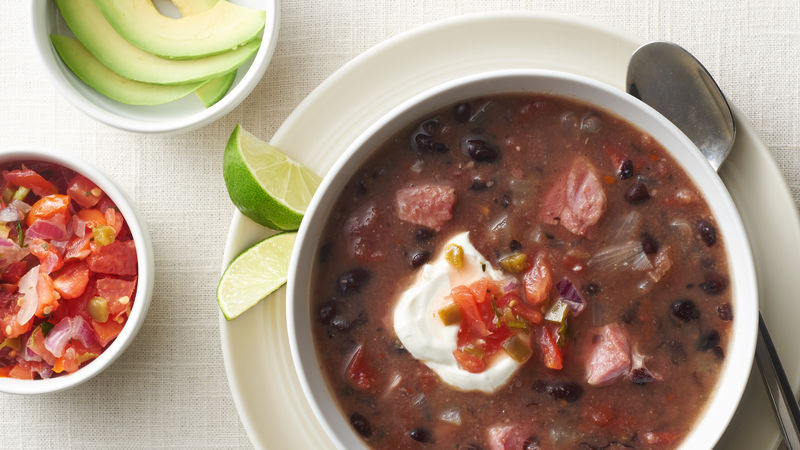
311 93 732 449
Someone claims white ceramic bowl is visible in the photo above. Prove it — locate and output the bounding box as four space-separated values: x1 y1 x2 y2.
0 147 154 394
29 0 279 134
288 69 758 449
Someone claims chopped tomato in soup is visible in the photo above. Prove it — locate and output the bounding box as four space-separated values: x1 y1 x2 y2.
0 161 137 379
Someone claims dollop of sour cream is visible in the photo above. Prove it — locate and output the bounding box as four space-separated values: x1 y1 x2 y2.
393 232 522 393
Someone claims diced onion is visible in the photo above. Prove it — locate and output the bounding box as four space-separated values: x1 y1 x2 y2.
588 241 653 271
44 316 98 358
16 266 40 325
555 277 586 315
439 407 462 425
610 211 642 243
26 219 68 241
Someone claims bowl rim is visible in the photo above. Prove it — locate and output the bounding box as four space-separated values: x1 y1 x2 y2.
28 0 280 135
0 146 154 394
287 69 758 449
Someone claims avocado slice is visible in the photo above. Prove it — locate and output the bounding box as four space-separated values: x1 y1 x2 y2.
93 0 265 59
50 35 204 106
196 70 237 107
172 0 220 17
56 0 260 85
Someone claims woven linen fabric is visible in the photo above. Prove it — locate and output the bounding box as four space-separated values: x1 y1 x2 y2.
0 1 797 448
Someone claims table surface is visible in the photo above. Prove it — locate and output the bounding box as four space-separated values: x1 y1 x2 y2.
2 1 798 449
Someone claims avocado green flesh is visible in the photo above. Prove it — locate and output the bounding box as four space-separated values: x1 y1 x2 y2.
196 70 236 107
56 0 260 85
50 35 203 106
172 0 220 17
93 0 265 59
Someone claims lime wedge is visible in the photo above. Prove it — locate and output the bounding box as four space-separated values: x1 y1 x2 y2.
217 232 296 320
223 125 321 230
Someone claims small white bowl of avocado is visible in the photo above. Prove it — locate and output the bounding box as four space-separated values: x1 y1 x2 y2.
30 0 279 134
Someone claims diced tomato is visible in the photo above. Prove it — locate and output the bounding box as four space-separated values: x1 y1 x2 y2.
1 260 29 283
96 277 135 316
604 144 628 174
52 260 90 299
511 301 543 325
453 349 487 373
28 238 64 274
0 311 32 339
27 194 70 227
345 345 377 392
91 318 124 347
538 326 563 370
52 282 94 323
4 169 58 197
8 361 35 379
0 365 13 377
66 174 103 208
87 240 137 276
27 325 57 366
56 341 99 374
65 233 91 260
523 252 552 305
35 271 60 317
77 208 107 228
94 196 116 213
450 285 490 337
105 209 125 236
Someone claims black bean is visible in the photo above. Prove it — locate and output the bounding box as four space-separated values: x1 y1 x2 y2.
430 142 448 153
696 220 717 246
631 368 655 385
523 436 541 450
698 330 721 351
621 303 639 324
453 103 471 123
391 339 407 354
625 182 651 204
414 227 435 242
671 299 699 322
350 413 372 438
509 240 522 251
531 380 547 393
409 427 432 443
619 159 634 180
413 132 433 152
717 303 733 321
354 180 367 196
470 177 494 191
640 232 658 254
318 301 337 324
465 138 499 162
337 268 371 294
500 192 511 208
319 243 332 263
546 382 584 403
700 272 727 295
410 251 431 268
583 282 600 296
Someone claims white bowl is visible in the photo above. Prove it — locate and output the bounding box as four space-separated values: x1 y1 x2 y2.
29 0 279 134
287 69 758 449
0 147 154 394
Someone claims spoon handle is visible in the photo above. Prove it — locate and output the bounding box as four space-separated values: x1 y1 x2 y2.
756 313 800 450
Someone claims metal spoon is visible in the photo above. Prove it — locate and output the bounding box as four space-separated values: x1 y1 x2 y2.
627 41 800 450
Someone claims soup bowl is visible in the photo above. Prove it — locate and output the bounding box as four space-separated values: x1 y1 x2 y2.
288 69 757 449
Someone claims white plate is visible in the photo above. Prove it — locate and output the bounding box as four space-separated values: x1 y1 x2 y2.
220 12 800 449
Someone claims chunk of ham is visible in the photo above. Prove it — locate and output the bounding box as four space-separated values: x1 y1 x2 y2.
538 158 607 235
486 424 536 450
586 323 631 386
395 184 456 231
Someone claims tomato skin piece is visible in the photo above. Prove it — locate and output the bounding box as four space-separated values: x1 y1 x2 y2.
87 240 137 276
35 272 60 318
511 301 543 325
538 326 563 370
4 170 58 197
52 260 90 299
67 175 102 208
345 345 377 392
453 349 487 373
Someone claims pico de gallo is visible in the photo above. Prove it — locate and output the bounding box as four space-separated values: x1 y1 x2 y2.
0 161 137 380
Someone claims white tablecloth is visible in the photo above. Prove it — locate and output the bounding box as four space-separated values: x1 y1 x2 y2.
1 1 798 448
